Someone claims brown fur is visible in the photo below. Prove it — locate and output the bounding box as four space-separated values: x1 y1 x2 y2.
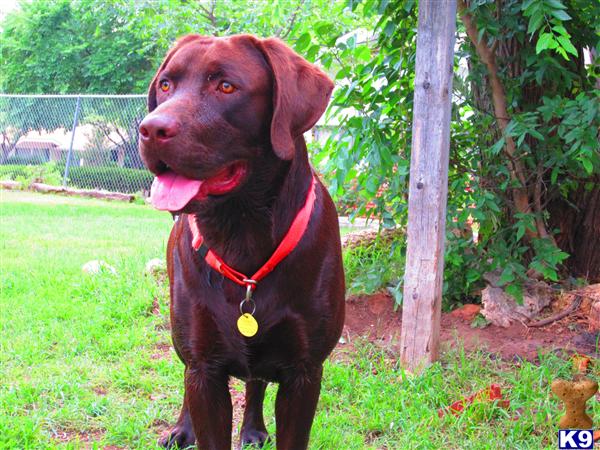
138 34 344 449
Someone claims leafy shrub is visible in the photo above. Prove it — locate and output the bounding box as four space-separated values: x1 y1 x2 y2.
316 0 599 305
343 233 405 305
0 162 62 186
0 163 153 194
61 166 153 193
0 165 28 180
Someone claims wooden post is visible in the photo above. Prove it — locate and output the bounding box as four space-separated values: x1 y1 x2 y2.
400 0 456 372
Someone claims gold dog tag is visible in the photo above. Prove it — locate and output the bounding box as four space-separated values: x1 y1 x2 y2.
237 313 258 337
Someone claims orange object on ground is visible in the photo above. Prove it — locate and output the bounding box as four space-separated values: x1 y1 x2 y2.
572 354 592 374
438 384 510 418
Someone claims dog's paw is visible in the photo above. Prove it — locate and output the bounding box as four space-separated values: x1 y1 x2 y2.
240 428 270 448
159 425 196 449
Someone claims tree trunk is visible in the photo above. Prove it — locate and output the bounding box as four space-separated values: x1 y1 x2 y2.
548 179 600 282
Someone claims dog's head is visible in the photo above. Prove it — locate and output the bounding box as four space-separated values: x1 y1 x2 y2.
138 34 333 212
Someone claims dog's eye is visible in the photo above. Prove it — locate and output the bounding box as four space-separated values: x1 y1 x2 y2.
219 81 236 94
159 80 170 92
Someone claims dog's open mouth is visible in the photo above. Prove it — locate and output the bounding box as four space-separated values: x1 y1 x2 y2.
150 161 248 211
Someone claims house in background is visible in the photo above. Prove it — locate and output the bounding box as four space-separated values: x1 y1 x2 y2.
10 136 63 164
9 124 127 166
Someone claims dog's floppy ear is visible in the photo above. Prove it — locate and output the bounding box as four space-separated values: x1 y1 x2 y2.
147 35 205 112
258 38 334 160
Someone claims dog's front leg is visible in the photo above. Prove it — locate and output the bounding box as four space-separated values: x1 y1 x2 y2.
186 366 232 450
240 379 270 448
159 389 195 448
275 365 323 450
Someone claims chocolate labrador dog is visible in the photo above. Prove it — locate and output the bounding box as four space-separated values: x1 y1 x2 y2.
138 34 345 449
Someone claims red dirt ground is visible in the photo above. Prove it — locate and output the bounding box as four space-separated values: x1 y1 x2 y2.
343 291 596 361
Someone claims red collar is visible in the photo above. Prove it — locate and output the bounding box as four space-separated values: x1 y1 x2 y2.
187 176 317 291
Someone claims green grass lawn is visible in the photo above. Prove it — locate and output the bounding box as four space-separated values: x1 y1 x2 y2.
0 190 588 449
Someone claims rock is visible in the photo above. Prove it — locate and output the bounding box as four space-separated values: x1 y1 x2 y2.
480 286 518 327
145 258 166 276
82 260 116 275
450 304 481 322
589 301 600 331
0 180 22 190
480 278 555 327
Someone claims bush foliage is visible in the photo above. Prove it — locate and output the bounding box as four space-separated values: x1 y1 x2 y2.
0 163 153 193
311 0 599 305
62 166 154 193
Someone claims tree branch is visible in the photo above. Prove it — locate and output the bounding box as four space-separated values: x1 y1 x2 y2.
458 0 545 240
533 162 557 244
91 120 121 147
278 0 306 39
198 1 218 31
527 295 581 327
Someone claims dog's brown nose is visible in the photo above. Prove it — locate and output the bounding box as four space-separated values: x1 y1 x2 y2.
139 115 179 143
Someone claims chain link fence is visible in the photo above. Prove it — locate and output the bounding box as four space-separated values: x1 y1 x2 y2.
0 94 154 194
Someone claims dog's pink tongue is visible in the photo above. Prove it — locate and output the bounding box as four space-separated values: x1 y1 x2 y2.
150 171 203 211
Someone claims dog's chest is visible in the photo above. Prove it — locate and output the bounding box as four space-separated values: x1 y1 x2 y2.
207 310 312 382
172 271 315 381
220 294 315 382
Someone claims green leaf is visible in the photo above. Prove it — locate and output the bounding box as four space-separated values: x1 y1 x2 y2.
536 33 553 53
466 268 480 283
336 67 350 80
403 0 416 12
529 129 544 141
556 45 568 59
355 45 372 62
477 27 486 45
541 266 559 281
545 0 567 10
470 314 490 329
295 32 311 51
521 0 537 12
527 12 545 35
498 266 515 285
505 283 524 304
552 24 570 37
316 23 334 36
550 9 571 21
516 223 525 241
551 166 560 185
487 198 501 213
490 137 505 155
581 157 593 174
306 44 320 61
535 66 546 85
557 35 578 56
